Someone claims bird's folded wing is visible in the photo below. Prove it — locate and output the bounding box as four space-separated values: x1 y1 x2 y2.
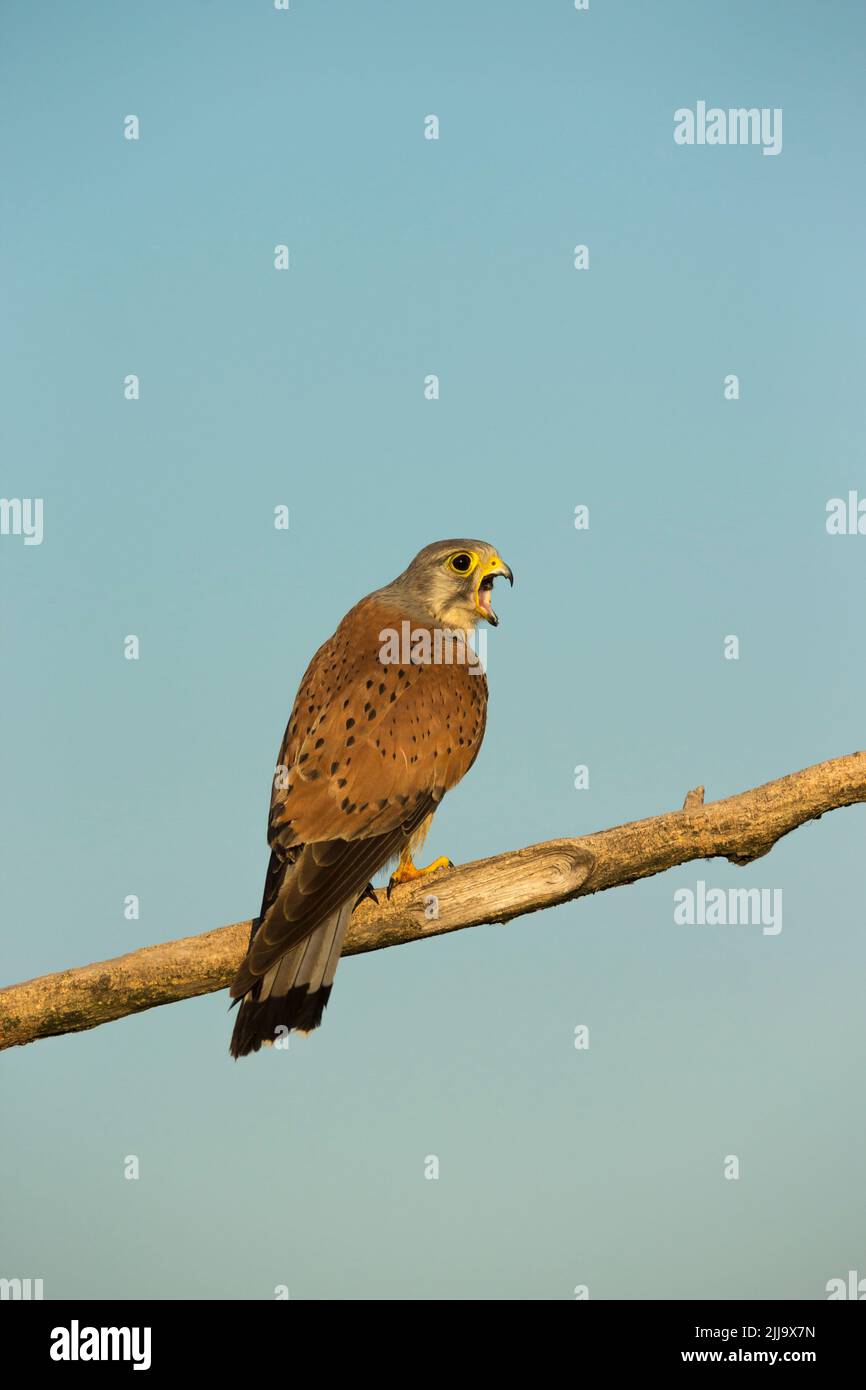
232 796 436 994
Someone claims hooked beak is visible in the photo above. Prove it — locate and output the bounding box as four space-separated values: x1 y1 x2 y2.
474 555 513 627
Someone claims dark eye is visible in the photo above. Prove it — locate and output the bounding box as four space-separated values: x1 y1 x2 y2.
448 551 475 574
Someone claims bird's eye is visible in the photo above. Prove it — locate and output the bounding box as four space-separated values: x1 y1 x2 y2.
447 551 476 575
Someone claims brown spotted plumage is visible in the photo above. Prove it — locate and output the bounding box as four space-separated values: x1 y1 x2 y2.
229 539 512 1057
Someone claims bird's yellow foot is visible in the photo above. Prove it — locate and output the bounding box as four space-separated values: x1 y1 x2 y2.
387 855 454 899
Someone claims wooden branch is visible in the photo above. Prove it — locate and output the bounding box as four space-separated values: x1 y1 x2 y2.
2 752 864 1052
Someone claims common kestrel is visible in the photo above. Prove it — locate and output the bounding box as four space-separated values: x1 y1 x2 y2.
229 539 512 1057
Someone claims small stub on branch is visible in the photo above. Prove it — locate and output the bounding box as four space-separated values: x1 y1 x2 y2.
682 786 705 810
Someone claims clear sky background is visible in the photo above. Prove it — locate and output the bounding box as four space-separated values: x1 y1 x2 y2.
2 1 865 1300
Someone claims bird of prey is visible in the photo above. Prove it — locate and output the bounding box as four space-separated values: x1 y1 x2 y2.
229 538 512 1057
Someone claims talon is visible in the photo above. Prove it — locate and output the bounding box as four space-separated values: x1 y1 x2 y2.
388 854 454 893
355 881 379 908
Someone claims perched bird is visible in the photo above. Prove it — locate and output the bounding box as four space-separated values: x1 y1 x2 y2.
229 539 512 1057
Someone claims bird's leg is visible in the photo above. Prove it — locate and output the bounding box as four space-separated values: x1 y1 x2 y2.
387 848 454 899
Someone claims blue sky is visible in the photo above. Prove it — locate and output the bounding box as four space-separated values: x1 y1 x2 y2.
2 1 865 1299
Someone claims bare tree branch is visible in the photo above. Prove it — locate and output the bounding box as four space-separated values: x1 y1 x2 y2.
2 752 864 1051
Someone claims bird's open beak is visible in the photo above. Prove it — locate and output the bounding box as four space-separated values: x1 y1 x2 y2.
474 555 513 627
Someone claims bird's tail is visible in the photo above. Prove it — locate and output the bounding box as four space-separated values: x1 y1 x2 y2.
229 899 352 1059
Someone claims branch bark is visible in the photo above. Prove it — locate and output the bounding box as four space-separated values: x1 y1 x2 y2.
2 752 864 1051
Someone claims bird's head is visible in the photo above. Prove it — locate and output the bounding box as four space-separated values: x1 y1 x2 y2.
384 539 513 631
